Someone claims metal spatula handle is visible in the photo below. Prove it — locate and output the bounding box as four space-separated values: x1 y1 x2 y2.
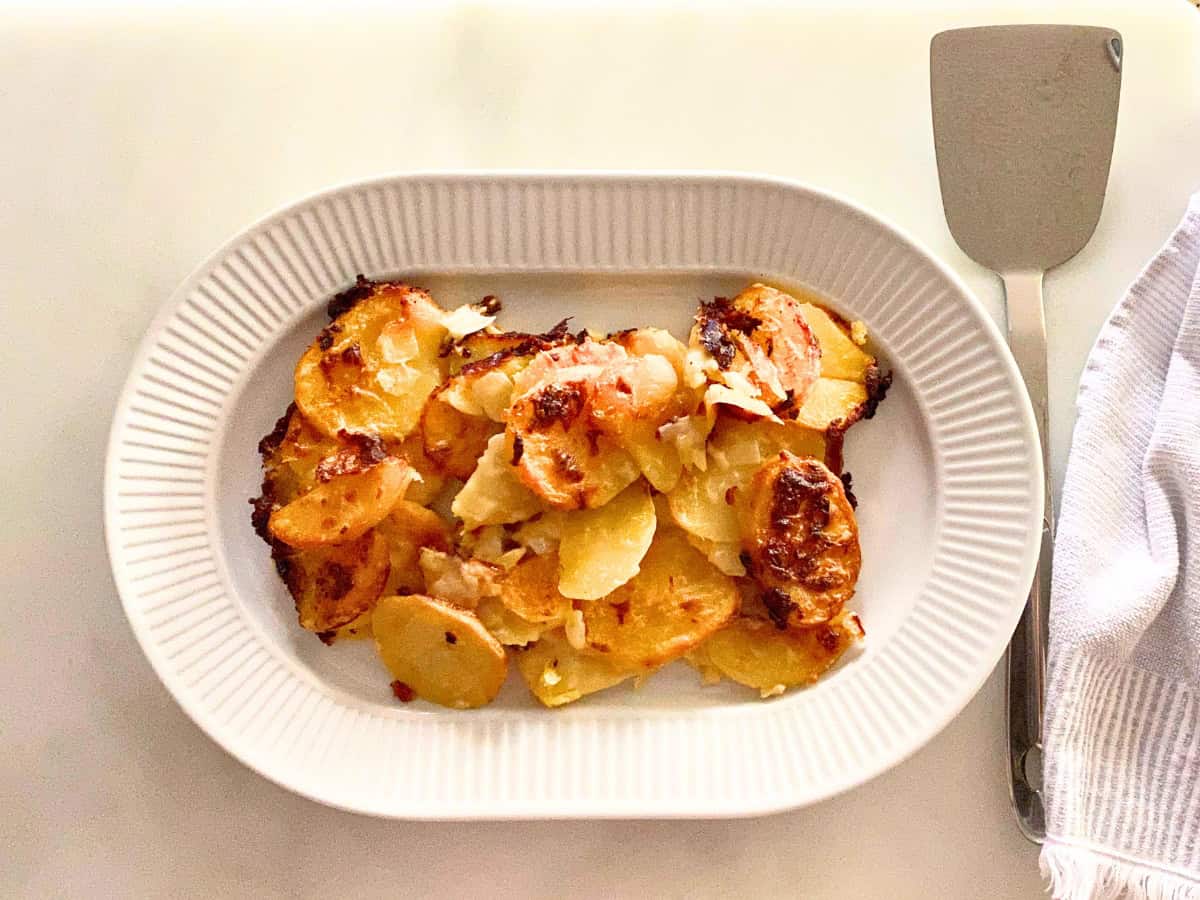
1002 270 1053 843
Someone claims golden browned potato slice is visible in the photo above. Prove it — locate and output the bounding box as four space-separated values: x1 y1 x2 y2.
452 433 545 529
391 432 447 507
688 284 821 409
419 388 502 479
580 526 739 668
373 594 507 708
268 457 413 549
254 406 340 510
373 500 453 595
796 302 873 382
277 530 391 635
446 321 572 375
496 551 573 624
738 452 861 628
702 612 865 696
505 341 646 510
510 418 641 511
514 629 638 707
558 482 657 600
294 282 448 440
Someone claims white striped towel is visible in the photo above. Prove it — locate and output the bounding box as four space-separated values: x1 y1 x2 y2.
1042 193 1200 899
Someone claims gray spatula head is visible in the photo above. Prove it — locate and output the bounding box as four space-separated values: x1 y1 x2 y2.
930 25 1122 273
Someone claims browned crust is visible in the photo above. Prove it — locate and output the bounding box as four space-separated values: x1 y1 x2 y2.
257 403 296 459
531 382 586 429
740 452 861 628
862 363 893 420
455 320 573 378
314 432 389 482
694 297 761 370
326 274 375 320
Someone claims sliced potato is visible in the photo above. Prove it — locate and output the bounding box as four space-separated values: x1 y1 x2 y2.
497 551 573 624
255 406 341 512
708 416 826 467
475 594 550 646
505 341 645 510
703 612 864 696
511 420 641 510
420 388 502 479
514 629 637 707
622 419 683 492
797 303 874 382
446 322 571 376
580 526 739 668
373 500 453 595
277 530 391 634
373 594 507 708
452 433 545 529
610 326 689 378
738 452 861 627
683 642 724 686
558 482 657 601
689 285 821 408
295 282 448 440
684 533 747 577
392 433 448 507
268 457 413 549
792 378 869 432
666 416 827 545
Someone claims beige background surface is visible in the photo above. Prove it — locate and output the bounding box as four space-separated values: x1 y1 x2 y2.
3 1 1199 897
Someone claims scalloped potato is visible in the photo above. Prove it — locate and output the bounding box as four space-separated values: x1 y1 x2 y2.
253 277 887 707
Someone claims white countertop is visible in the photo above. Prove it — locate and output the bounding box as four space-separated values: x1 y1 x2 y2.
4 1 1199 897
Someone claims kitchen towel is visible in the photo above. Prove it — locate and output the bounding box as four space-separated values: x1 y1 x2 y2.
1042 193 1200 899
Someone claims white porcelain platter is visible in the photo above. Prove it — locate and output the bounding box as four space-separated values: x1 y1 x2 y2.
105 172 1041 818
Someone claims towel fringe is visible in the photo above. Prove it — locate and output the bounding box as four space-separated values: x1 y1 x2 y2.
1042 842 1200 900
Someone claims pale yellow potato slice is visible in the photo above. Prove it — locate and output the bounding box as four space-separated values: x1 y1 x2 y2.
373 594 507 709
797 303 874 382
514 629 638 707
268 457 413 549
702 612 864 696
792 378 869 432
558 482 657 601
621 419 684 493
451 433 545 529
580 526 739 668
294 283 448 440
475 595 550 646
420 388 502 479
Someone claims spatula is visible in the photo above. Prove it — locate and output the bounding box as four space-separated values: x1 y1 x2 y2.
930 25 1122 843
